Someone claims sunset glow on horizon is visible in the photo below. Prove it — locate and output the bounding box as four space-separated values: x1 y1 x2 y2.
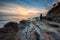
0 0 57 20
0 5 48 14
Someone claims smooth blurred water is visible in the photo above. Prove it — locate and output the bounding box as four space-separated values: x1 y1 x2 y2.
0 13 40 28
0 21 9 28
0 16 23 28
0 15 35 28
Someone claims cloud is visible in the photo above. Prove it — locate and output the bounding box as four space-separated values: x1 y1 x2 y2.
0 3 48 13
0 0 56 9
0 6 48 16
0 2 49 17
57 0 60 2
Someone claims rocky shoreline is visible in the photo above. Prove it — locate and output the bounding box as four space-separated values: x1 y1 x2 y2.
0 2 60 40
0 19 60 40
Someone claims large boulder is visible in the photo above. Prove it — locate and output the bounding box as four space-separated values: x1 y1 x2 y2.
0 22 19 40
46 2 60 23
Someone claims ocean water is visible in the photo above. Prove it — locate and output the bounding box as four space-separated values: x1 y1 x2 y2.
0 16 27 28
0 21 9 28
0 14 39 28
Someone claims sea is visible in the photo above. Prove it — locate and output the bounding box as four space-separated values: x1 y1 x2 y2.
0 14 39 28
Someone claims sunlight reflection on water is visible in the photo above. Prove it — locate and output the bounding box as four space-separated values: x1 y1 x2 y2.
0 13 40 28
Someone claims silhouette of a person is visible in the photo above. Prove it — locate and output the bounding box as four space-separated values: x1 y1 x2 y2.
40 13 42 21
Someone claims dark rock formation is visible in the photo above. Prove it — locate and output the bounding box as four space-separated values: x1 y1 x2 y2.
46 2 60 23
0 22 19 40
20 20 27 24
19 20 27 30
34 32 40 40
4 22 19 32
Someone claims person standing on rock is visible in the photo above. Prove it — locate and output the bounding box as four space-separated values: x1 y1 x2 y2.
40 13 42 21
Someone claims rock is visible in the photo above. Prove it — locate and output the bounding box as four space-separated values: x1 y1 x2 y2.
0 22 19 40
46 2 60 23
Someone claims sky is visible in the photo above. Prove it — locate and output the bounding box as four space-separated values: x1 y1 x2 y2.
0 0 58 17
0 0 59 28
58 0 60 2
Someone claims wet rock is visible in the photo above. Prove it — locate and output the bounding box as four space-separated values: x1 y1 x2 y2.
19 20 27 24
0 22 19 40
50 24 59 28
47 32 60 40
34 31 40 40
19 20 28 30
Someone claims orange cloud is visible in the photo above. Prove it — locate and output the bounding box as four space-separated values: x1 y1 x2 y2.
0 5 49 18
0 5 48 14
0 5 49 20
